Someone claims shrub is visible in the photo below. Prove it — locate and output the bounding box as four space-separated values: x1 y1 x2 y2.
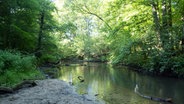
0 50 43 87
170 55 184 77
0 50 36 73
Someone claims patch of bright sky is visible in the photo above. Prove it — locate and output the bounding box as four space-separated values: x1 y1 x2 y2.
53 0 64 10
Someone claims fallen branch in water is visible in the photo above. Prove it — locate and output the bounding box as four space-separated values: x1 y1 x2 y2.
0 80 37 94
134 84 173 103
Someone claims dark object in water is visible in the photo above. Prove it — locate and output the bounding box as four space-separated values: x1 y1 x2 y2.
65 64 70 66
69 82 74 85
94 94 99 96
78 76 84 82
80 64 87 66
134 84 173 103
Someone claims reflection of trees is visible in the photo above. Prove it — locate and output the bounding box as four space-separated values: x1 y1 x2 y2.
59 63 184 104
83 63 113 94
134 73 184 104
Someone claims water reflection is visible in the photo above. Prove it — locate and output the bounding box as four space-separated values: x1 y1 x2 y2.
59 63 184 104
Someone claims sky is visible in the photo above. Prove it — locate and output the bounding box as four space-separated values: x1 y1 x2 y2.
53 0 64 9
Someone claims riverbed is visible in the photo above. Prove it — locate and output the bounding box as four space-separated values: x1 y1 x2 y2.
0 79 103 104
59 62 184 104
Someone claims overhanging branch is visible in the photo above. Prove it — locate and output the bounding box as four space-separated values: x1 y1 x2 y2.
72 2 112 30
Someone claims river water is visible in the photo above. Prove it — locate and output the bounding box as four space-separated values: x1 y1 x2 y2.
58 62 184 104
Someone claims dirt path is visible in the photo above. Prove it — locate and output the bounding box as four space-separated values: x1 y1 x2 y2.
0 79 104 104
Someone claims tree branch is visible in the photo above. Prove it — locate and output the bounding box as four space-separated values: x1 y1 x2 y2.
73 3 112 30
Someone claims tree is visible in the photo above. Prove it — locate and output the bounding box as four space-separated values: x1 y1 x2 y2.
54 0 110 60
35 0 57 57
0 0 39 51
98 0 184 76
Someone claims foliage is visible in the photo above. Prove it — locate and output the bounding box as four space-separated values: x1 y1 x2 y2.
0 0 39 51
0 69 43 87
102 0 184 77
0 50 35 73
0 0 59 63
0 50 43 87
53 0 184 77
54 0 109 61
0 0 184 78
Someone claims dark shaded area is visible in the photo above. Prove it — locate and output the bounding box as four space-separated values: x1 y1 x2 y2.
0 80 37 94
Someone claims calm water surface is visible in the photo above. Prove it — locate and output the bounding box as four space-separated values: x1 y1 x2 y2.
58 62 184 104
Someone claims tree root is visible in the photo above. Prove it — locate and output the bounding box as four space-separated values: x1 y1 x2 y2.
0 80 37 94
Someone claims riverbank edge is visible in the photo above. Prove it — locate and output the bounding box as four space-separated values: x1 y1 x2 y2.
42 60 181 79
0 79 104 104
116 63 183 79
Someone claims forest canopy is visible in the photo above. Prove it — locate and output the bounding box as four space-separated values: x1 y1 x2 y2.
0 0 184 78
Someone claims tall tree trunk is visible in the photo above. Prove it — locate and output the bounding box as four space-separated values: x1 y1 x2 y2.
167 0 172 27
161 0 171 50
151 1 161 45
182 19 184 52
35 11 44 57
161 0 167 47
167 0 174 50
162 0 167 28
2 3 12 49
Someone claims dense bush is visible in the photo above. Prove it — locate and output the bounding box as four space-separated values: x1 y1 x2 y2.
111 36 184 78
114 47 184 78
0 50 43 86
0 50 36 73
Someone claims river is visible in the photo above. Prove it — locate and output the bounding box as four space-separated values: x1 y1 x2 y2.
58 62 184 104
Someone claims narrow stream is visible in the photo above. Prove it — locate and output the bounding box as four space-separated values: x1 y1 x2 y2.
58 62 184 104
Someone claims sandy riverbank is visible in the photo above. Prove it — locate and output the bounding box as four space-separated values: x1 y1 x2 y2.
0 79 104 104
